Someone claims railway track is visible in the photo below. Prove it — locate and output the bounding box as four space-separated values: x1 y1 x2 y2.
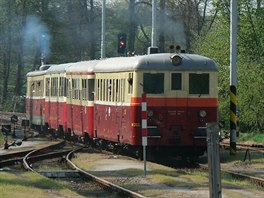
199 162 264 188
0 140 65 168
21 142 146 198
220 141 264 153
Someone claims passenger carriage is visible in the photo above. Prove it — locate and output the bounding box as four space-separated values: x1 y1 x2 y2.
65 61 97 141
44 63 72 135
26 65 52 130
93 53 218 156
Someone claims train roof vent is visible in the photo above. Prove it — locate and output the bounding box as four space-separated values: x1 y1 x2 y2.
39 65 51 71
148 47 159 54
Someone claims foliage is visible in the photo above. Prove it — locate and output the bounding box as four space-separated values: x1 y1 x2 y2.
192 0 264 132
0 0 263 133
239 132 264 143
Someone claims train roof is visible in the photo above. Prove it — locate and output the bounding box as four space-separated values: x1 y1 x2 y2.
26 64 56 77
26 70 47 77
45 62 76 74
66 60 99 73
94 53 218 72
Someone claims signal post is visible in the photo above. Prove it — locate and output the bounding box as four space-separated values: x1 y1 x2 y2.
141 92 147 176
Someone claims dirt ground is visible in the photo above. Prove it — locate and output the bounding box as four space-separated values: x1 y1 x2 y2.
72 151 264 198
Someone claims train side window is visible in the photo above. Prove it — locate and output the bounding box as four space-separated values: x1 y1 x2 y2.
82 79 88 100
143 73 164 94
72 79 80 99
171 73 182 90
100 79 103 101
71 79 74 99
104 79 108 101
96 79 101 101
128 73 133 94
46 79 50 96
51 77 58 96
59 77 66 97
66 78 70 98
88 79 94 101
112 79 115 102
115 79 119 102
120 79 125 102
101 79 106 101
189 73 209 95
55 78 58 96
109 79 112 102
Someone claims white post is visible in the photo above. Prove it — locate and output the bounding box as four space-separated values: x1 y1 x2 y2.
207 123 222 198
230 0 237 155
101 0 106 59
151 0 157 47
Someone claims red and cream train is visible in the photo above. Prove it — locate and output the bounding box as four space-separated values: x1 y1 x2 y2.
26 53 218 157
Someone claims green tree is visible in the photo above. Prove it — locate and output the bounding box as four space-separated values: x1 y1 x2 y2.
192 0 264 132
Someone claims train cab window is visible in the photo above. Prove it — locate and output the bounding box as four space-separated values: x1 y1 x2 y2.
171 73 182 90
189 73 209 95
143 73 164 94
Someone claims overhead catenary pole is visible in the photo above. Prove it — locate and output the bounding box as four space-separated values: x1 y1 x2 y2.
230 0 237 155
101 0 106 59
148 0 158 54
151 0 157 47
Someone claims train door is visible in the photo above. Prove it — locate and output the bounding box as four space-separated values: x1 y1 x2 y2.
45 77 51 128
168 72 187 144
93 78 99 138
66 76 73 136
119 78 126 143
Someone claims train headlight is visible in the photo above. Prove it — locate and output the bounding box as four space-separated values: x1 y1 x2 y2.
148 110 154 117
170 54 182 66
199 110 207 118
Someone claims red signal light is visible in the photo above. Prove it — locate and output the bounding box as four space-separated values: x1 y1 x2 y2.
118 33 126 54
120 41 125 46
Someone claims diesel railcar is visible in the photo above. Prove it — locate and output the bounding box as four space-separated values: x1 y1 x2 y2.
93 53 218 156
26 53 218 157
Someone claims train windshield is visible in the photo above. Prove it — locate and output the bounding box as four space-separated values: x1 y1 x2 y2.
143 73 164 94
189 73 209 95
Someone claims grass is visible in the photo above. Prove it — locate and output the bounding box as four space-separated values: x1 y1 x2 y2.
219 149 264 164
0 133 14 147
0 172 85 198
0 133 4 146
239 132 264 143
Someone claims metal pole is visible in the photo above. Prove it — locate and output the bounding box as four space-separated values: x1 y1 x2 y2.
141 92 148 176
101 0 106 59
230 0 237 155
151 0 157 47
207 123 222 198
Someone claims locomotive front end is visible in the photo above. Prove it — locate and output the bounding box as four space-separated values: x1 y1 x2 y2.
135 53 218 157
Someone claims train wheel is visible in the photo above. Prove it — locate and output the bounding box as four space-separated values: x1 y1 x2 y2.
58 126 64 139
136 147 143 160
83 133 90 145
64 129 71 140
